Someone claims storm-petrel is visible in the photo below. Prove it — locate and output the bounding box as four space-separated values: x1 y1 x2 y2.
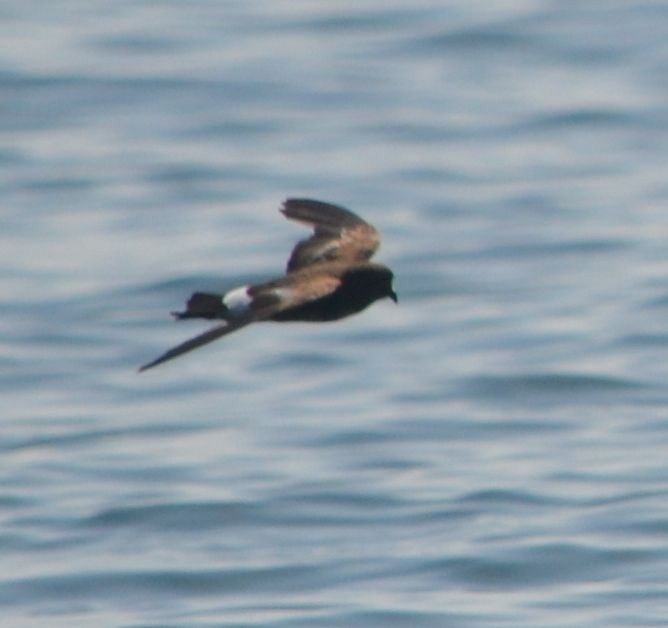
139 198 397 372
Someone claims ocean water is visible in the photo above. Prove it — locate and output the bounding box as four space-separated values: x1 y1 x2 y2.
4 1 668 626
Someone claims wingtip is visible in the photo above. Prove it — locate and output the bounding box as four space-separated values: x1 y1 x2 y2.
280 197 315 213
138 356 163 373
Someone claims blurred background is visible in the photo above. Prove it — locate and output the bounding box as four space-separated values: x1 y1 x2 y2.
3 1 668 626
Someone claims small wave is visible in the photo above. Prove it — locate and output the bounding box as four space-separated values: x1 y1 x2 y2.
419 543 652 588
461 373 646 404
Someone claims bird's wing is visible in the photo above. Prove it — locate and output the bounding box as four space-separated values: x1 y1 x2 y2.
281 198 380 273
138 275 342 372
253 272 341 309
138 317 253 372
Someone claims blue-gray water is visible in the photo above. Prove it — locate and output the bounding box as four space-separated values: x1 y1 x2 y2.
4 2 668 626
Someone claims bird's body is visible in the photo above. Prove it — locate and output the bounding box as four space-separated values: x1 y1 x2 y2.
139 199 396 371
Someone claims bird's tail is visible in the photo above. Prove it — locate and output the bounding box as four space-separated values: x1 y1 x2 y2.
172 292 226 320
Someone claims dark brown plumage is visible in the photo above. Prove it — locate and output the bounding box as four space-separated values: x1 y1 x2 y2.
139 199 397 372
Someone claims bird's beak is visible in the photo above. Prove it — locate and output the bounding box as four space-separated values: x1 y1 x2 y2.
389 290 398 303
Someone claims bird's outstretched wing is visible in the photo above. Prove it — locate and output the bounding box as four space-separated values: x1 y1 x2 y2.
281 198 380 273
138 317 252 372
138 274 342 372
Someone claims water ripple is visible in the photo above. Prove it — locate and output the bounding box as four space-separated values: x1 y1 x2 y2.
4 1 668 626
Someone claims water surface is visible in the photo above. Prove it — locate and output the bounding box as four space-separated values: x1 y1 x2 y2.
3 1 668 626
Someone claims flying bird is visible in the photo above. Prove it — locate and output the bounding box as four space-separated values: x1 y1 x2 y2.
139 198 397 372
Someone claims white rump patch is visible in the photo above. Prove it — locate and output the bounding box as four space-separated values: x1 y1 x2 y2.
222 285 251 315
